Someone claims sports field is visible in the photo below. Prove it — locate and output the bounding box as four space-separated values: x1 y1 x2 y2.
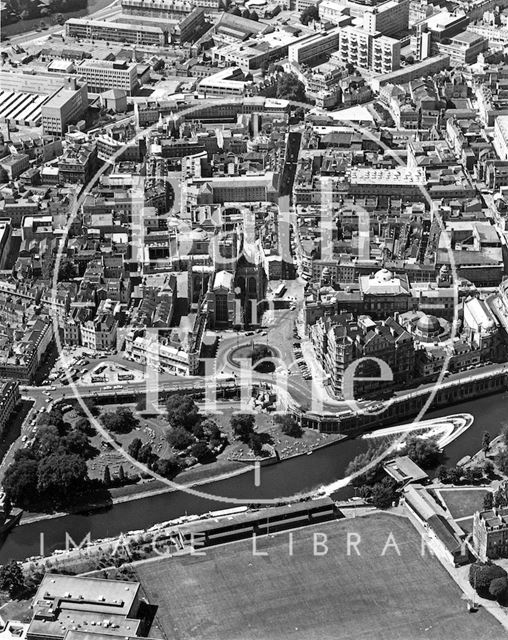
135 513 504 640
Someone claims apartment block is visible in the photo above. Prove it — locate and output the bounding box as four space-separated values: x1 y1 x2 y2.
66 17 166 46
337 25 401 74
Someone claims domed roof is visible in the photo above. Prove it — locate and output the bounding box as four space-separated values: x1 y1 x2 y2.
374 268 393 282
416 314 441 335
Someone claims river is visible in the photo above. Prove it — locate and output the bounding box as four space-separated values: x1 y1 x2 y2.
2 0 113 39
1 392 507 563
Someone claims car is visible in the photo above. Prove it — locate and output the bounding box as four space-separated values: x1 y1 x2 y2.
45 398 51 403
21 435 28 443
104 385 113 390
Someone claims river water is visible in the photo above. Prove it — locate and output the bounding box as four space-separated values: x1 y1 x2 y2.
1 392 507 562
2 0 113 38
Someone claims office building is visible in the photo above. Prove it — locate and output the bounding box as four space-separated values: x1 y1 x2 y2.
437 31 488 65
310 311 414 398
77 60 138 96
363 0 409 37
198 67 253 96
41 77 88 136
288 26 345 65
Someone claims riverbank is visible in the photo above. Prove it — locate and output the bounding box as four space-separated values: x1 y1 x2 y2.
19 432 347 526
2 393 506 564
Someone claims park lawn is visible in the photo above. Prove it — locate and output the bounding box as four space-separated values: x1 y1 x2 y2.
458 517 474 534
439 489 487 520
135 513 503 640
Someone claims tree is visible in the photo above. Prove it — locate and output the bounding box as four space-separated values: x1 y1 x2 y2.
447 466 463 484
300 4 319 24
250 10 258 20
275 414 302 438
0 561 25 598
167 426 194 450
469 562 507 597
202 419 222 446
192 422 205 440
241 8 250 18
118 465 126 483
58 261 75 282
484 492 494 510
484 459 495 477
404 436 441 469
37 453 89 500
276 73 306 103
490 576 508 602
436 465 449 483
75 417 94 436
231 414 255 442
138 443 156 466
368 478 397 509
249 433 264 457
482 431 491 456
32 425 62 458
153 456 180 478
3 494 11 518
2 459 38 507
101 407 138 434
191 441 214 463
103 465 112 486
128 438 142 460
496 448 508 475
63 429 92 458
37 408 65 433
230 6 241 15
166 394 200 430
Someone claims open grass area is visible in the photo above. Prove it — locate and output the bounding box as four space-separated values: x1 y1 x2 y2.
438 489 487 520
135 514 503 640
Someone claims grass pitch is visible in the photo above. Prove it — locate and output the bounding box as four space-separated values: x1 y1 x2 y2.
135 513 504 640
439 489 487 520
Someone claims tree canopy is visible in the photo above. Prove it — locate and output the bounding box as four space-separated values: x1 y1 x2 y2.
166 394 200 430
403 436 441 469
167 426 194 450
231 414 255 442
274 414 302 438
470 562 507 597
300 4 319 24
276 73 307 103
101 407 138 434
0 561 25 599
